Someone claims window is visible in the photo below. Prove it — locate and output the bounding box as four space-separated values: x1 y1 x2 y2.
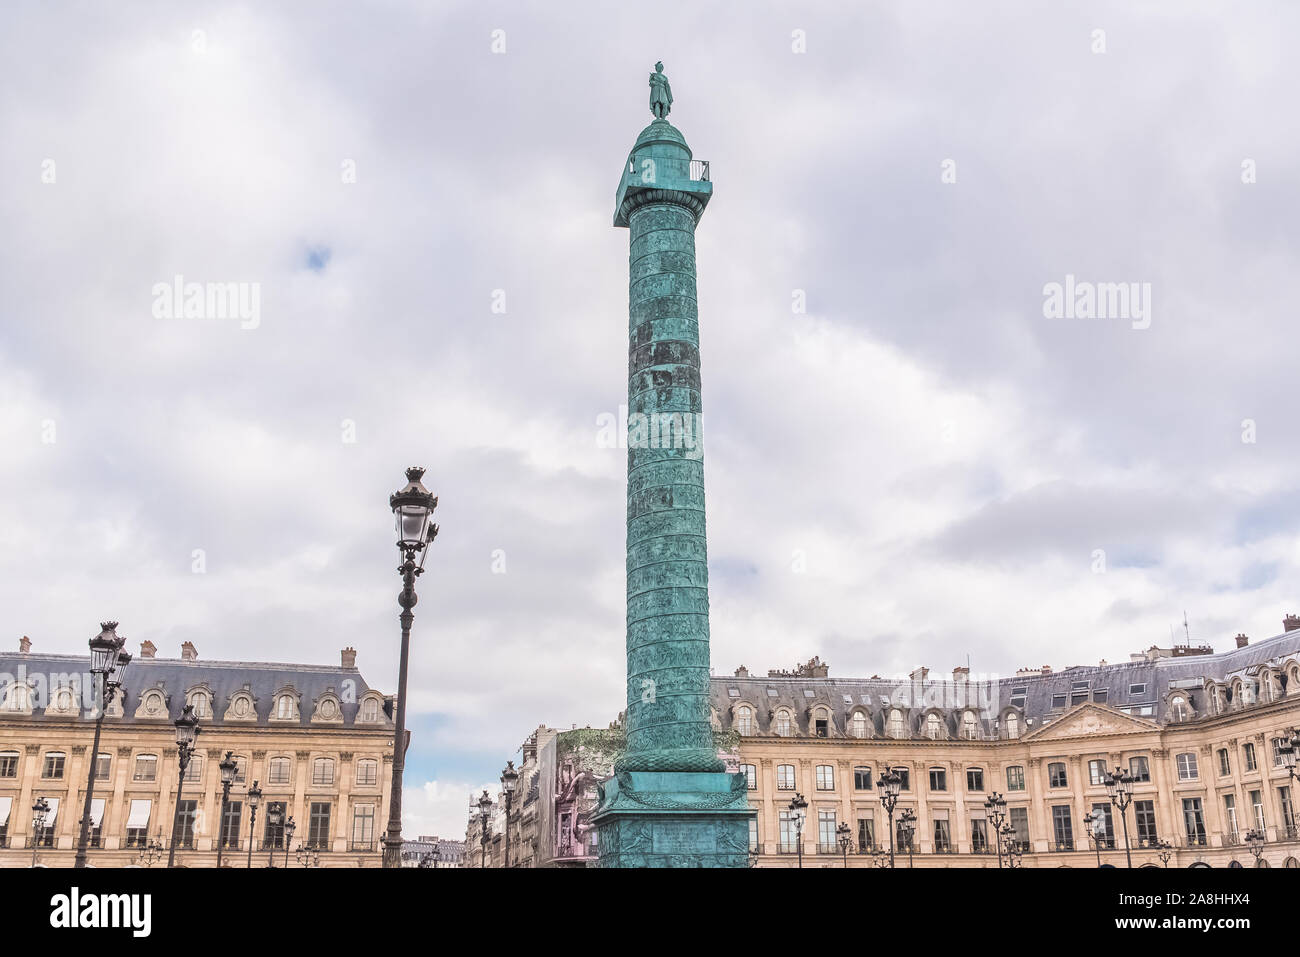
125 799 151 847
360 698 379 722
312 757 336 786
188 692 208 718
1223 794 1239 839
814 711 829 738
1048 762 1067 788
1004 712 1020 738
971 818 989 853
1251 790 1265 831
893 767 911 791
42 751 65 779
818 810 837 851
775 710 792 736
1279 787 1295 831
276 694 295 719
741 764 757 790
778 811 797 852
1244 742 1257 772
1006 765 1025 791
887 710 905 738
231 755 247 783
265 801 288 847
1009 807 1030 851
960 712 978 740
268 756 291 784
1051 693 1067 710
736 706 753 735
925 713 943 740
1218 749 1231 777
1129 755 1150 782
176 800 198 848
133 754 157 782
1134 800 1157 846
352 804 375 850
933 817 952 852
929 767 947 791
94 752 111 781
1175 752 1198 781
850 712 868 739
815 765 834 790
1129 683 1147 696
221 801 243 848
1088 759 1107 786
896 815 914 851
1274 737 1291 767
1169 696 1190 722
966 768 984 792
183 752 202 783
1089 803 1115 847
1092 689 1108 704
777 764 795 790
854 766 873 790
356 758 378 787
748 818 759 853
1051 806 1073 848
856 818 875 852
1071 681 1090 707
0 751 18 778
1009 687 1027 708
1183 798 1206 845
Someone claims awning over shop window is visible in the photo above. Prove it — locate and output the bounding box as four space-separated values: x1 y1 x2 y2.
126 799 151 829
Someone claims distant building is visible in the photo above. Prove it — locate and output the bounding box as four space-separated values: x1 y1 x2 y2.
400 835 465 868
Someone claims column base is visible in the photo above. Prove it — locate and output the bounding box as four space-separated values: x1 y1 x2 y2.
593 770 755 868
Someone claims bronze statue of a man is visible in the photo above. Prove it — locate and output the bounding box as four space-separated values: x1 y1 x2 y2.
648 61 672 119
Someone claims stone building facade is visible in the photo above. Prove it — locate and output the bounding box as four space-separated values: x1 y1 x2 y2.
400 835 465 868
0 638 394 867
716 619 1300 867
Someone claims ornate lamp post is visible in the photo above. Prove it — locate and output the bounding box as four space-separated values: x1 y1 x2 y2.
30 797 50 867
787 792 807 869
500 760 519 868
74 622 131 868
383 466 439 869
283 817 296 868
1102 766 1135 868
166 704 200 868
265 804 284 868
134 835 165 867
216 751 237 868
1153 838 1174 867
420 844 442 868
1244 828 1266 866
476 789 492 868
836 821 852 867
878 768 903 869
984 791 1008 868
245 780 262 868
899 808 917 868
1087 808 1106 867
295 842 321 868
999 823 1024 868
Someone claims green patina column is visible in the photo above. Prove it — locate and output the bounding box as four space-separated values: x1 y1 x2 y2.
593 63 754 868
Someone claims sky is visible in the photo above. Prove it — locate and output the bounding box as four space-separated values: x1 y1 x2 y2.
2 0 1299 841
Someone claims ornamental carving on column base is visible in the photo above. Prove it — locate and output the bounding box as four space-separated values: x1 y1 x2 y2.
24 744 41 754
206 749 224 760
117 746 133 757
296 751 311 760
72 745 87 755
340 752 354 763
163 748 177 757
252 750 267 760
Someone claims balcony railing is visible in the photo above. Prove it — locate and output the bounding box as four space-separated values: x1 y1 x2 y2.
775 842 799 855
1050 840 1076 852
1223 831 1241 846
350 841 375 852
931 844 955 854
1185 835 1208 848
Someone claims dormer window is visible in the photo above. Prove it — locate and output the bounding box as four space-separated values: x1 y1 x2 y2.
851 712 868 739
813 708 829 737
360 697 379 723
775 709 792 737
960 712 978 740
276 694 295 720
736 705 754 735
887 709 905 739
925 713 943 740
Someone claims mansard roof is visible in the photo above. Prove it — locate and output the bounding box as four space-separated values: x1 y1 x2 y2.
0 651 390 729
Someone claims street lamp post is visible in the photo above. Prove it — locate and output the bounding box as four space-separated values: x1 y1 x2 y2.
984 791 1007 869
166 704 201 868
501 760 519 868
878 768 903 869
1244 828 1266 866
216 751 237 869
787 792 807 869
31 797 50 868
477 789 492 868
1102 766 1135 868
283 817 296 868
245 781 262 868
383 466 439 869
899 808 916 869
1087 808 1106 867
296 842 321 868
265 804 284 868
1154 838 1174 867
999 823 1024 868
836 821 851 867
75 622 131 869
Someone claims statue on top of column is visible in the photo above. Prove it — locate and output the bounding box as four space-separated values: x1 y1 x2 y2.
649 61 673 119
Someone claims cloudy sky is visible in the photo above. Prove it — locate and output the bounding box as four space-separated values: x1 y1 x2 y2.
2 1 1298 840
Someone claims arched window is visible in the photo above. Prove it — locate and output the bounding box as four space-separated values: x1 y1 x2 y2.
736 706 754 735
1170 696 1190 722
0 750 19 778
1004 712 1021 738
183 751 203 783
360 698 379 723
851 712 868 739
312 757 335 786
775 709 792 737
356 758 378 787
925 713 943 740
52 687 76 712
276 694 295 719
961 712 979 740
1 683 27 711
188 692 209 718
776 764 795 790
887 709 905 739
812 707 830 737
268 756 291 784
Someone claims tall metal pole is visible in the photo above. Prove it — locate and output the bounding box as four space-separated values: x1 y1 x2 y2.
73 673 107 869
246 804 258 869
503 791 513 868
383 558 416 868
1119 802 1133 869
216 780 231 870
166 753 189 868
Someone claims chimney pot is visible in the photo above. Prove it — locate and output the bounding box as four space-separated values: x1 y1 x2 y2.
180 641 197 661
1284 614 1300 633
952 666 969 682
18 636 30 654
139 640 156 659
1235 633 1249 649
341 647 357 669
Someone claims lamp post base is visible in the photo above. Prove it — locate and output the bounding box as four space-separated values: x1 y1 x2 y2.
382 835 403 869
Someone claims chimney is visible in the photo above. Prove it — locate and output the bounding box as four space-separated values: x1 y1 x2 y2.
1284 614 1300 633
180 641 197 661
952 666 969 682
139 640 156 659
18 636 30 654
910 666 929 682
1235 633 1249 649
341 647 357 669
733 665 749 677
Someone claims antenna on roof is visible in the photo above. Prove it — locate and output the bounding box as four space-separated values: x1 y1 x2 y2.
1183 610 1191 643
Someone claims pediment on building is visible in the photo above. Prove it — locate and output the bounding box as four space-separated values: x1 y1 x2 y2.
1022 702 1159 741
